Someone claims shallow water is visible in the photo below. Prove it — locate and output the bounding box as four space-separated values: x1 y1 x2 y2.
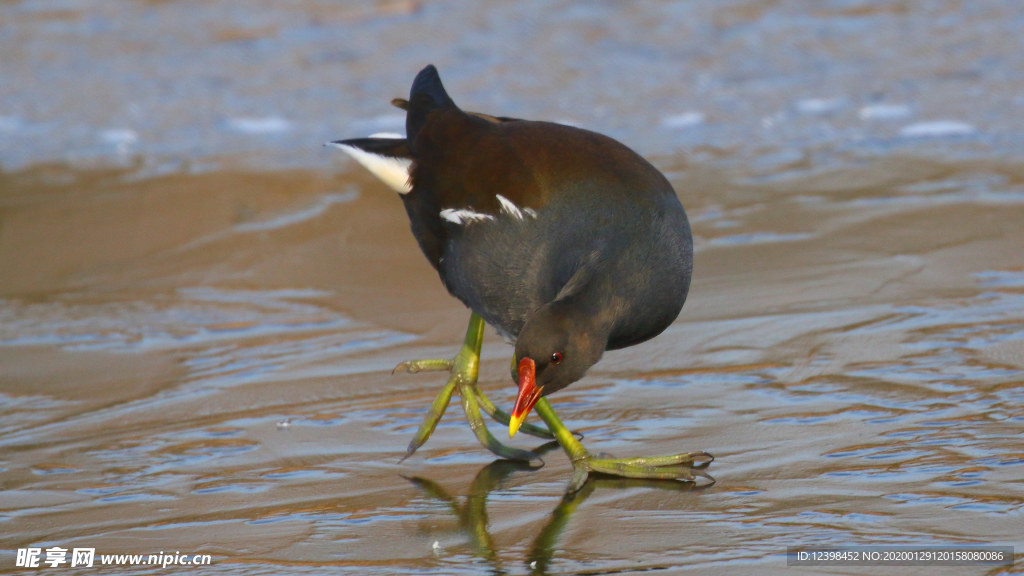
1 1 1023 575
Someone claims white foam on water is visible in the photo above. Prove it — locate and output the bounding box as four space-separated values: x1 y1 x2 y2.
234 191 359 232
899 120 975 137
99 128 139 145
859 103 912 120
795 98 844 114
227 116 293 134
661 111 705 128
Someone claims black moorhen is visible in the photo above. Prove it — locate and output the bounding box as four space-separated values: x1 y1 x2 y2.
332 65 712 492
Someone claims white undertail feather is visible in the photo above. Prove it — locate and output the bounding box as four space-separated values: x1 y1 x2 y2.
330 133 412 194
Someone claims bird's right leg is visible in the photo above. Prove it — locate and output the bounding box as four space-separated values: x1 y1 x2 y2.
395 312 544 464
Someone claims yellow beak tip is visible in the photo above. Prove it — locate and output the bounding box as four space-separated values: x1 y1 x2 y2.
509 414 526 439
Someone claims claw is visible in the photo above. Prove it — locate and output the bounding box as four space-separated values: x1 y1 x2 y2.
692 451 715 469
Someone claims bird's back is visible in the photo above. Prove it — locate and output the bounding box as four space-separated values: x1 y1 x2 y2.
407 113 692 347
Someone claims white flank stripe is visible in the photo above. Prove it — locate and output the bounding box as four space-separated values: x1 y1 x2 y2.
495 194 537 220
440 208 495 225
330 141 412 194
495 194 523 219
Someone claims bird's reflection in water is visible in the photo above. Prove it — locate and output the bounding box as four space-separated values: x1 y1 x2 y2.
405 442 712 575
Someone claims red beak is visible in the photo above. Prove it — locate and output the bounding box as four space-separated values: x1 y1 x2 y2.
509 357 543 438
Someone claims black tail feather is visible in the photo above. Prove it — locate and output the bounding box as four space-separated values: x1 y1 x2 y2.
406 65 456 144
410 65 455 108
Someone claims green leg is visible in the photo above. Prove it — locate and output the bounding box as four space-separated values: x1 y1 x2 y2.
396 312 543 464
533 399 714 494
472 384 555 440
398 376 457 462
399 355 553 441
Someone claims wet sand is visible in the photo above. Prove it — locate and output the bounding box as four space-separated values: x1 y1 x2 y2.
2 2 1023 575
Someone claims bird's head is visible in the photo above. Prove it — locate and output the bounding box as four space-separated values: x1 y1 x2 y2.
508 302 607 437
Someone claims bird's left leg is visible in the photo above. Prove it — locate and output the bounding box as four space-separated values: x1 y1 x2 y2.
532 399 714 494
395 312 544 464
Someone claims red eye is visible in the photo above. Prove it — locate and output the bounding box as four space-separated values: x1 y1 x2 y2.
551 352 563 365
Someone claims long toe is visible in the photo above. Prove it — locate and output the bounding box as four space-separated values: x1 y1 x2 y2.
393 358 454 375
566 450 716 494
